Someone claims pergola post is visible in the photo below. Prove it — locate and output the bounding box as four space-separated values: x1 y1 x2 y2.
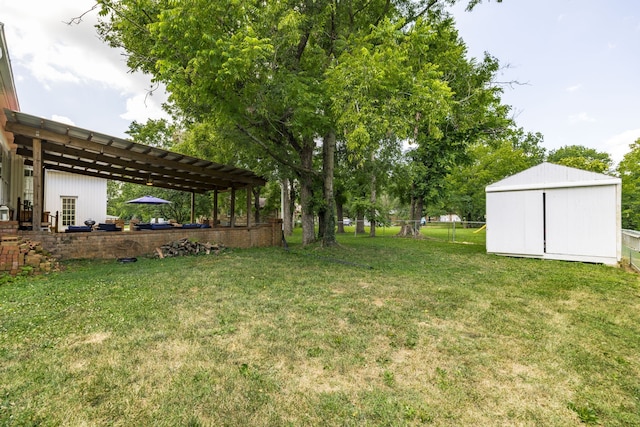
190 191 195 223
246 186 252 227
230 187 236 227
213 189 218 227
32 138 43 230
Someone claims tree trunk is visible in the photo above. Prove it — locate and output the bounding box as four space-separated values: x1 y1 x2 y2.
369 165 376 237
317 211 325 241
410 183 417 223
356 210 365 234
289 181 296 231
321 130 337 246
415 195 424 230
281 178 293 236
336 196 345 233
299 144 316 245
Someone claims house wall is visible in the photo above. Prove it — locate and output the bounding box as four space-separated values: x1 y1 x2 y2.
17 220 283 261
44 170 107 229
1 24 23 216
0 123 24 214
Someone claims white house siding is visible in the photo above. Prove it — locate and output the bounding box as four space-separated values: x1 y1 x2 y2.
44 170 107 228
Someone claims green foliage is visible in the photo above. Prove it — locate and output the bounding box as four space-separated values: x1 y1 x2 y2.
617 138 640 229
568 401 599 424
95 0 518 244
547 144 613 173
125 119 180 149
445 129 545 220
392 19 511 217
327 18 452 157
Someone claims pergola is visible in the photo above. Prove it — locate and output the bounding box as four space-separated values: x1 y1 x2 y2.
3 109 267 229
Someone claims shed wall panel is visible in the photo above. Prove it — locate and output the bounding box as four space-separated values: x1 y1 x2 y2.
545 186 618 258
486 190 544 256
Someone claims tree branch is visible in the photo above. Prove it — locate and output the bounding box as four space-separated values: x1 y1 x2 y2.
63 3 100 25
236 124 319 177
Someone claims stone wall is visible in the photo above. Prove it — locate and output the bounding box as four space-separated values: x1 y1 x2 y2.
13 219 283 262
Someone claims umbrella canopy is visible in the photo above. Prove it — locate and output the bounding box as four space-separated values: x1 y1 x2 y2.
125 195 172 205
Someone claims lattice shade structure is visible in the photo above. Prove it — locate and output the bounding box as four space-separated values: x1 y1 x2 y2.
4 109 266 194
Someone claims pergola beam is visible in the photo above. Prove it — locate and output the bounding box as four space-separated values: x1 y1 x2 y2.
17 146 237 193
6 120 266 187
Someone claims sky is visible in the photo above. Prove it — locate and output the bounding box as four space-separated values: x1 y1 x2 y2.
451 0 640 164
0 0 639 164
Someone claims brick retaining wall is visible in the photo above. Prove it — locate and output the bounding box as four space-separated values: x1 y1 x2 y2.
15 219 282 262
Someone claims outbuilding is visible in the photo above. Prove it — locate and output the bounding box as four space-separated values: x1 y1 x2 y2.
485 162 621 265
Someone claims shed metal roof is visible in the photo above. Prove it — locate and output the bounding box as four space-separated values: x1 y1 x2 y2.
4 109 266 193
486 162 620 193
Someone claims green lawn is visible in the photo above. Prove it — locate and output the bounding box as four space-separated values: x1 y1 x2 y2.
346 223 486 245
1 232 639 426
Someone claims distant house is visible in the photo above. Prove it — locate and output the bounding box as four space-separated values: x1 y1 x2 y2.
0 23 107 230
485 162 621 265
439 214 461 222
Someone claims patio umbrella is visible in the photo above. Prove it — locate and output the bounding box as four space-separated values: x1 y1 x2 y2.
125 195 172 205
126 195 171 222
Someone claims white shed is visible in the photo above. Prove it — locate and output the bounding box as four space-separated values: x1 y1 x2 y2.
485 162 621 265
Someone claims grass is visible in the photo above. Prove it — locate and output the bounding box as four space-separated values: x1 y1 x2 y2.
1 230 639 426
345 222 486 245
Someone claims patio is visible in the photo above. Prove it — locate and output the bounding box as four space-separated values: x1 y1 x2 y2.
4 109 267 229
1 109 279 265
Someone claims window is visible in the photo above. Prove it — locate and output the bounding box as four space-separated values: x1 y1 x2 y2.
61 197 76 226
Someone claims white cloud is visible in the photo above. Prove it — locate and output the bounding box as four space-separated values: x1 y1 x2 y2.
568 112 596 124
50 115 75 126
4 2 133 92
566 84 582 92
605 128 640 165
2 0 171 131
120 92 170 123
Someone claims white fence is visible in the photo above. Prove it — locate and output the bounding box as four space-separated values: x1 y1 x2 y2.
622 229 640 271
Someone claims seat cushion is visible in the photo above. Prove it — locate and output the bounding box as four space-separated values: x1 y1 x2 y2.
66 225 92 233
97 223 118 231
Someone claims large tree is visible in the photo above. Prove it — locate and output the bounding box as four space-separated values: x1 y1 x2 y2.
399 17 510 227
95 0 505 244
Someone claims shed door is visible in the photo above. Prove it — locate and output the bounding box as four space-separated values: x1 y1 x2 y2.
487 190 544 256
545 186 617 258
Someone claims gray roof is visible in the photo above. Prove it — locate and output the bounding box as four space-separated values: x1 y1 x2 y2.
486 162 620 193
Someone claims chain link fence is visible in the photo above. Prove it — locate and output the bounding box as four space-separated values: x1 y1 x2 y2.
341 220 486 244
